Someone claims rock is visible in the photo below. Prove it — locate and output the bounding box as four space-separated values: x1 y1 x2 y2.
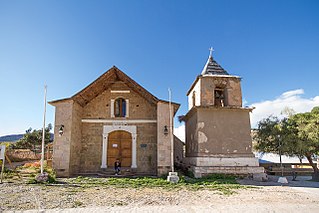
167 172 179 183
35 172 49 183
253 173 268 182
278 176 288 184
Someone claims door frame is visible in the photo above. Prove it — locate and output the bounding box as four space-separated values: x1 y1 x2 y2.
101 125 137 169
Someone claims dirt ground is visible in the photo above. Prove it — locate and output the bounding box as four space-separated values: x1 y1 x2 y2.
1 175 319 213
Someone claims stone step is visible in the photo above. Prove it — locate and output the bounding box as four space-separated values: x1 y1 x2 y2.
75 171 156 178
96 173 136 178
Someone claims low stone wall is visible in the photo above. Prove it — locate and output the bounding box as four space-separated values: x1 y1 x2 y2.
6 149 40 162
190 165 264 178
184 156 260 167
183 156 264 178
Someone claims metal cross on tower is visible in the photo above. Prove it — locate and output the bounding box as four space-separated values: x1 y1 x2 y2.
209 47 214 57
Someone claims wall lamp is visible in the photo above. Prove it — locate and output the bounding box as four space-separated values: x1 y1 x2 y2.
59 125 64 137
164 125 169 136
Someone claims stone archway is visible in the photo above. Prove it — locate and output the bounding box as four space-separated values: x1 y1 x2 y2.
101 125 137 169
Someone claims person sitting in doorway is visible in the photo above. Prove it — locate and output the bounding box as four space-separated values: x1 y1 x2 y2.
114 159 121 175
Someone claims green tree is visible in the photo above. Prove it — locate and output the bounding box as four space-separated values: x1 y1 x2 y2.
12 124 52 152
254 107 319 181
289 107 319 180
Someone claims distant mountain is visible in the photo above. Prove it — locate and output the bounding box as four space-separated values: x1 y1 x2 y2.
0 133 54 142
0 134 24 142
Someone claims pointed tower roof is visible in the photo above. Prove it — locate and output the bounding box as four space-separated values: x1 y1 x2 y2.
201 48 229 76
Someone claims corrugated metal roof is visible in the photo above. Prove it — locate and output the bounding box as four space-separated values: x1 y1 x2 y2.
201 55 229 76
256 153 308 164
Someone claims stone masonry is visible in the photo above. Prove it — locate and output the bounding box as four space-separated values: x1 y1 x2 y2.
49 67 179 177
183 53 264 178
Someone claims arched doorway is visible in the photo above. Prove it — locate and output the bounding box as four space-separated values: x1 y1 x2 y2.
107 130 132 167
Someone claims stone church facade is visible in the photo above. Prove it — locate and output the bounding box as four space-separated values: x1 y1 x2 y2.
49 66 180 177
183 52 264 178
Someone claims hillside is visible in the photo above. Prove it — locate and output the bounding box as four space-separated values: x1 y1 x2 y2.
0 134 24 142
0 133 54 142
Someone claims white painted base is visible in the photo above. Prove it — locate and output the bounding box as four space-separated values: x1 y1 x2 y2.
190 166 265 178
278 177 288 184
184 156 260 167
184 156 264 178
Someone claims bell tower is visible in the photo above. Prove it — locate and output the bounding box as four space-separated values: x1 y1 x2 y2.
184 49 264 178
188 48 242 109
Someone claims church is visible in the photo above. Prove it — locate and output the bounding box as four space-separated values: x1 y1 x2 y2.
49 66 180 177
49 50 263 178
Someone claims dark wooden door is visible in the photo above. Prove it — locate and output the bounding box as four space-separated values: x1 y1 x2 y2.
107 130 132 167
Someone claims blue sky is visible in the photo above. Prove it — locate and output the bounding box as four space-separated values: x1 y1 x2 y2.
0 0 319 137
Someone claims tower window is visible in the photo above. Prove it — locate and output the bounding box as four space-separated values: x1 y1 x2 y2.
192 91 196 107
114 98 126 117
214 88 225 107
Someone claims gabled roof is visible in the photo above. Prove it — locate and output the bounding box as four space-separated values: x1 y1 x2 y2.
72 66 159 106
201 55 229 76
49 66 180 114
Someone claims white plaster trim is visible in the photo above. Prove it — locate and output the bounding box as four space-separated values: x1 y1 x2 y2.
101 125 137 169
110 99 114 118
126 99 129 118
82 119 157 124
202 74 241 78
101 134 108 168
111 90 130 93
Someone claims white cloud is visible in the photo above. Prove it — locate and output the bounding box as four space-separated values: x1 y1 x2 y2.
174 124 185 142
280 89 304 99
250 89 319 128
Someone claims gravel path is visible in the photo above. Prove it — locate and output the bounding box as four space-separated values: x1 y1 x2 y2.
1 176 318 213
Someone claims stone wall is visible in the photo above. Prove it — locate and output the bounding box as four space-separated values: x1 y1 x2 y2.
135 123 157 174
6 149 40 162
185 110 198 157
80 123 103 172
187 78 201 110
174 136 184 164
187 76 243 109
83 82 157 119
189 165 264 178
79 122 157 174
52 80 167 176
69 102 83 174
77 82 158 174
51 100 74 177
185 156 259 167
157 102 173 176
191 107 254 157
200 76 242 107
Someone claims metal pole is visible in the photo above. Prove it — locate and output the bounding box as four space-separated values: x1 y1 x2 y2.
168 88 174 173
41 85 47 175
278 135 283 177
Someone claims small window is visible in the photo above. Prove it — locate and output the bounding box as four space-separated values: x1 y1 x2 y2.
214 88 225 107
114 98 126 117
192 91 196 107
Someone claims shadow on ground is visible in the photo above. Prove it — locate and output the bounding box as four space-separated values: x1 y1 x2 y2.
238 175 319 189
